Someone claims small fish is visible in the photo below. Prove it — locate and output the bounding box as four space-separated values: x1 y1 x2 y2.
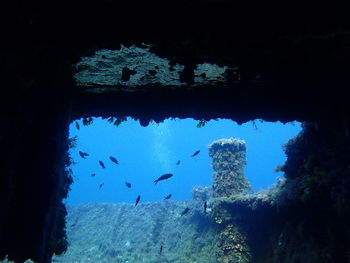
204 201 207 214
75 121 80 130
135 195 141 206
99 183 103 189
99 160 106 168
109 156 119 165
125 182 131 188
159 245 163 255
191 150 200 157
181 207 190 216
164 194 172 200
90 173 96 177
176 160 181 165
79 151 89 159
154 173 173 184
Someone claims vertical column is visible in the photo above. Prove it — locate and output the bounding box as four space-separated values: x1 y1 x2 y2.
208 138 251 263
209 138 250 198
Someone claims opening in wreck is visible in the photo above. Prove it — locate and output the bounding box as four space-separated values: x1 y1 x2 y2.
2 36 349 262
2 2 350 262
53 117 301 263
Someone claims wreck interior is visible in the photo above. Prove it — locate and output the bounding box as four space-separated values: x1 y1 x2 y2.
1 1 350 262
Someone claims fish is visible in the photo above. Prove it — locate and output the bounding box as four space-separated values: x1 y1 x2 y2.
109 156 119 165
159 245 163 255
176 160 181 165
191 150 200 157
154 173 173 184
79 151 89 159
135 195 141 206
90 173 96 177
99 183 103 189
164 194 172 200
75 121 80 130
204 201 207 214
99 160 106 168
180 207 190 216
125 182 132 188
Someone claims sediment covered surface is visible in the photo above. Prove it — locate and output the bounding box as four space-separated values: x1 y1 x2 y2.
53 201 218 263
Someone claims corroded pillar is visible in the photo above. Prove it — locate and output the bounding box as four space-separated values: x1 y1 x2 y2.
208 138 251 263
209 138 250 198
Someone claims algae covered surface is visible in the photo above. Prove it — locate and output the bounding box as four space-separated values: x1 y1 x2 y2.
53 201 219 263
209 138 251 198
53 137 253 263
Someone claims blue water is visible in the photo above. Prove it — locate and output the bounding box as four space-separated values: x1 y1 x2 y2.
66 118 301 205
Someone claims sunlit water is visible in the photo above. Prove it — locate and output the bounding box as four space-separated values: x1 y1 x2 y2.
66 118 301 205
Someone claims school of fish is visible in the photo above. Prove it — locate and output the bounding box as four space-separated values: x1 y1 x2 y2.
72 120 208 256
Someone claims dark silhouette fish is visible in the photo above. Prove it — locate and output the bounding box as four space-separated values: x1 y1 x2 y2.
159 245 163 255
204 201 207 214
99 160 106 168
79 151 89 159
154 173 173 184
109 156 119 165
164 194 172 200
176 160 180 165
135 195 141 206
99 183 103 189
75 121 80 130
91 173 96 177
125 182 131 188
191 150 200 157
181 207 190 216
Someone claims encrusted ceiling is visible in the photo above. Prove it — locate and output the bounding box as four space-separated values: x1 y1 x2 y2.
2 0 350 124
74 45 235 92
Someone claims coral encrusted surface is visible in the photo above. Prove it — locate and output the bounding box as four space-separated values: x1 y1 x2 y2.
53 201 218 263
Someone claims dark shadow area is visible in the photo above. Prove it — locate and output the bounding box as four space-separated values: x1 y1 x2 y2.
1 1 350 262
